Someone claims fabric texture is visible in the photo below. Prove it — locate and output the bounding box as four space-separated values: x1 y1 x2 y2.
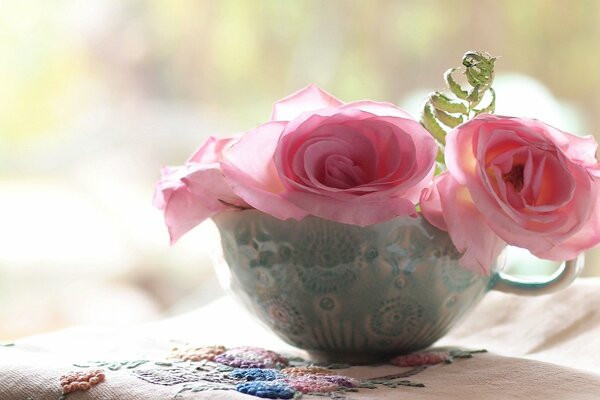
1 278 600 399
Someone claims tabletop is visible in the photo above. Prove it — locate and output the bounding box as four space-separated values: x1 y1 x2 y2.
1 278 600 400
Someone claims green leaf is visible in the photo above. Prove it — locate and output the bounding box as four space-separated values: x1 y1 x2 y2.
474 88 496 115
444 68 468 100
465 66 482 87
466 85 483 105
463 51 495 87
434 108 464 128
429 92 468 114
420 103 447 145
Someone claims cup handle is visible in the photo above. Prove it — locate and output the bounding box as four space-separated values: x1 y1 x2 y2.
490 255 585 296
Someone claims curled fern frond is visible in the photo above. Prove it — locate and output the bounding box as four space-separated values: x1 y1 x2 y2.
420 50 497 166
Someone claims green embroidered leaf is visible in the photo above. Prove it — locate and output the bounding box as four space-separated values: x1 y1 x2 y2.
108 362 123 371
125 360 150 369
0 342 15 347
154 361 173 367
429 92 468 114
358 382 377 389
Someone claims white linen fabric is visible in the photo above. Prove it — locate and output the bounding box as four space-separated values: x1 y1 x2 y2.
1 278 600 399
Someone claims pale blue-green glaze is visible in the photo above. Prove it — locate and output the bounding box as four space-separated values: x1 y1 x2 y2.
212 209 500 359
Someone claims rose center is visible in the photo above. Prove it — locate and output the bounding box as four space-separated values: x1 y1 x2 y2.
323 155 365 189
502 164 525 192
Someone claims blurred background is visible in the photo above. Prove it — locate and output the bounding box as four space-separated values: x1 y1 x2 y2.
1 0 600 340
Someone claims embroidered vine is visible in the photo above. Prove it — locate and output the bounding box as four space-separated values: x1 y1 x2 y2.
66 344 486 399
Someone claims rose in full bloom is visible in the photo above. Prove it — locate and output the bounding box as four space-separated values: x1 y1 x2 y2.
153 136 247 243
222 85 437 225
422 114 600 273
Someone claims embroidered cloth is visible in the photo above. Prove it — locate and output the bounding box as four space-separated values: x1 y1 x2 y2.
1 278 600 399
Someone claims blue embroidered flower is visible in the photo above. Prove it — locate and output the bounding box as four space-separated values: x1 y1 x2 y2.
229 368 282 381
236 381 296 399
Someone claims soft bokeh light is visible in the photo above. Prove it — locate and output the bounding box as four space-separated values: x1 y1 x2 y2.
2 0 600 340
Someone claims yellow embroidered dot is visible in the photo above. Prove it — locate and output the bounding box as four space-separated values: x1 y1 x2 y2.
170 344 227 362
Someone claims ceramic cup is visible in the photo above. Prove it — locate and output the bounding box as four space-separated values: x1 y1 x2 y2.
212 209 583 362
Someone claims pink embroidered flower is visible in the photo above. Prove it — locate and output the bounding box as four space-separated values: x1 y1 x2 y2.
422 114 600 273
60 369 105 394
284 374 358 393
222 85 437 226
153 136 248 243
390 351 449 367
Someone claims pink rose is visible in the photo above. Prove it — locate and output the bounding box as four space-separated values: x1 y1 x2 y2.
422 114 600 273
222 85 437 225
153 136 247 243
420 172 507 274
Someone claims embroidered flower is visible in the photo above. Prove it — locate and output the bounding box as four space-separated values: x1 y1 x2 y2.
280 366 332 376
60 369 105 394
170 344 226 362
390 351 449 367
229 368 283 381
236 381 296 399
284 374 358 393
214 346 289 369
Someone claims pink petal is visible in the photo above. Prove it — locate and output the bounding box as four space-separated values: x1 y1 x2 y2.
283 190 417 226
435 173 506 275
188 136 238 164
531 119 599 167
154 163 245 244
183 166 248 209
163 185 216 244
341 100 415 119
221 121 308 221
533 179 600 260
420 176 448 231
270 84 342 122
153 166 183 210
445 117 481 185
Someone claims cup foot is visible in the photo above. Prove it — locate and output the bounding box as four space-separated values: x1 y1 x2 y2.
306 350 394 365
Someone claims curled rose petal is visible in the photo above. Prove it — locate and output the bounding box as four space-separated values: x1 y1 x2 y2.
271 84 342 122
421 172 506 274
153 136 247 243
220 121 308 221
